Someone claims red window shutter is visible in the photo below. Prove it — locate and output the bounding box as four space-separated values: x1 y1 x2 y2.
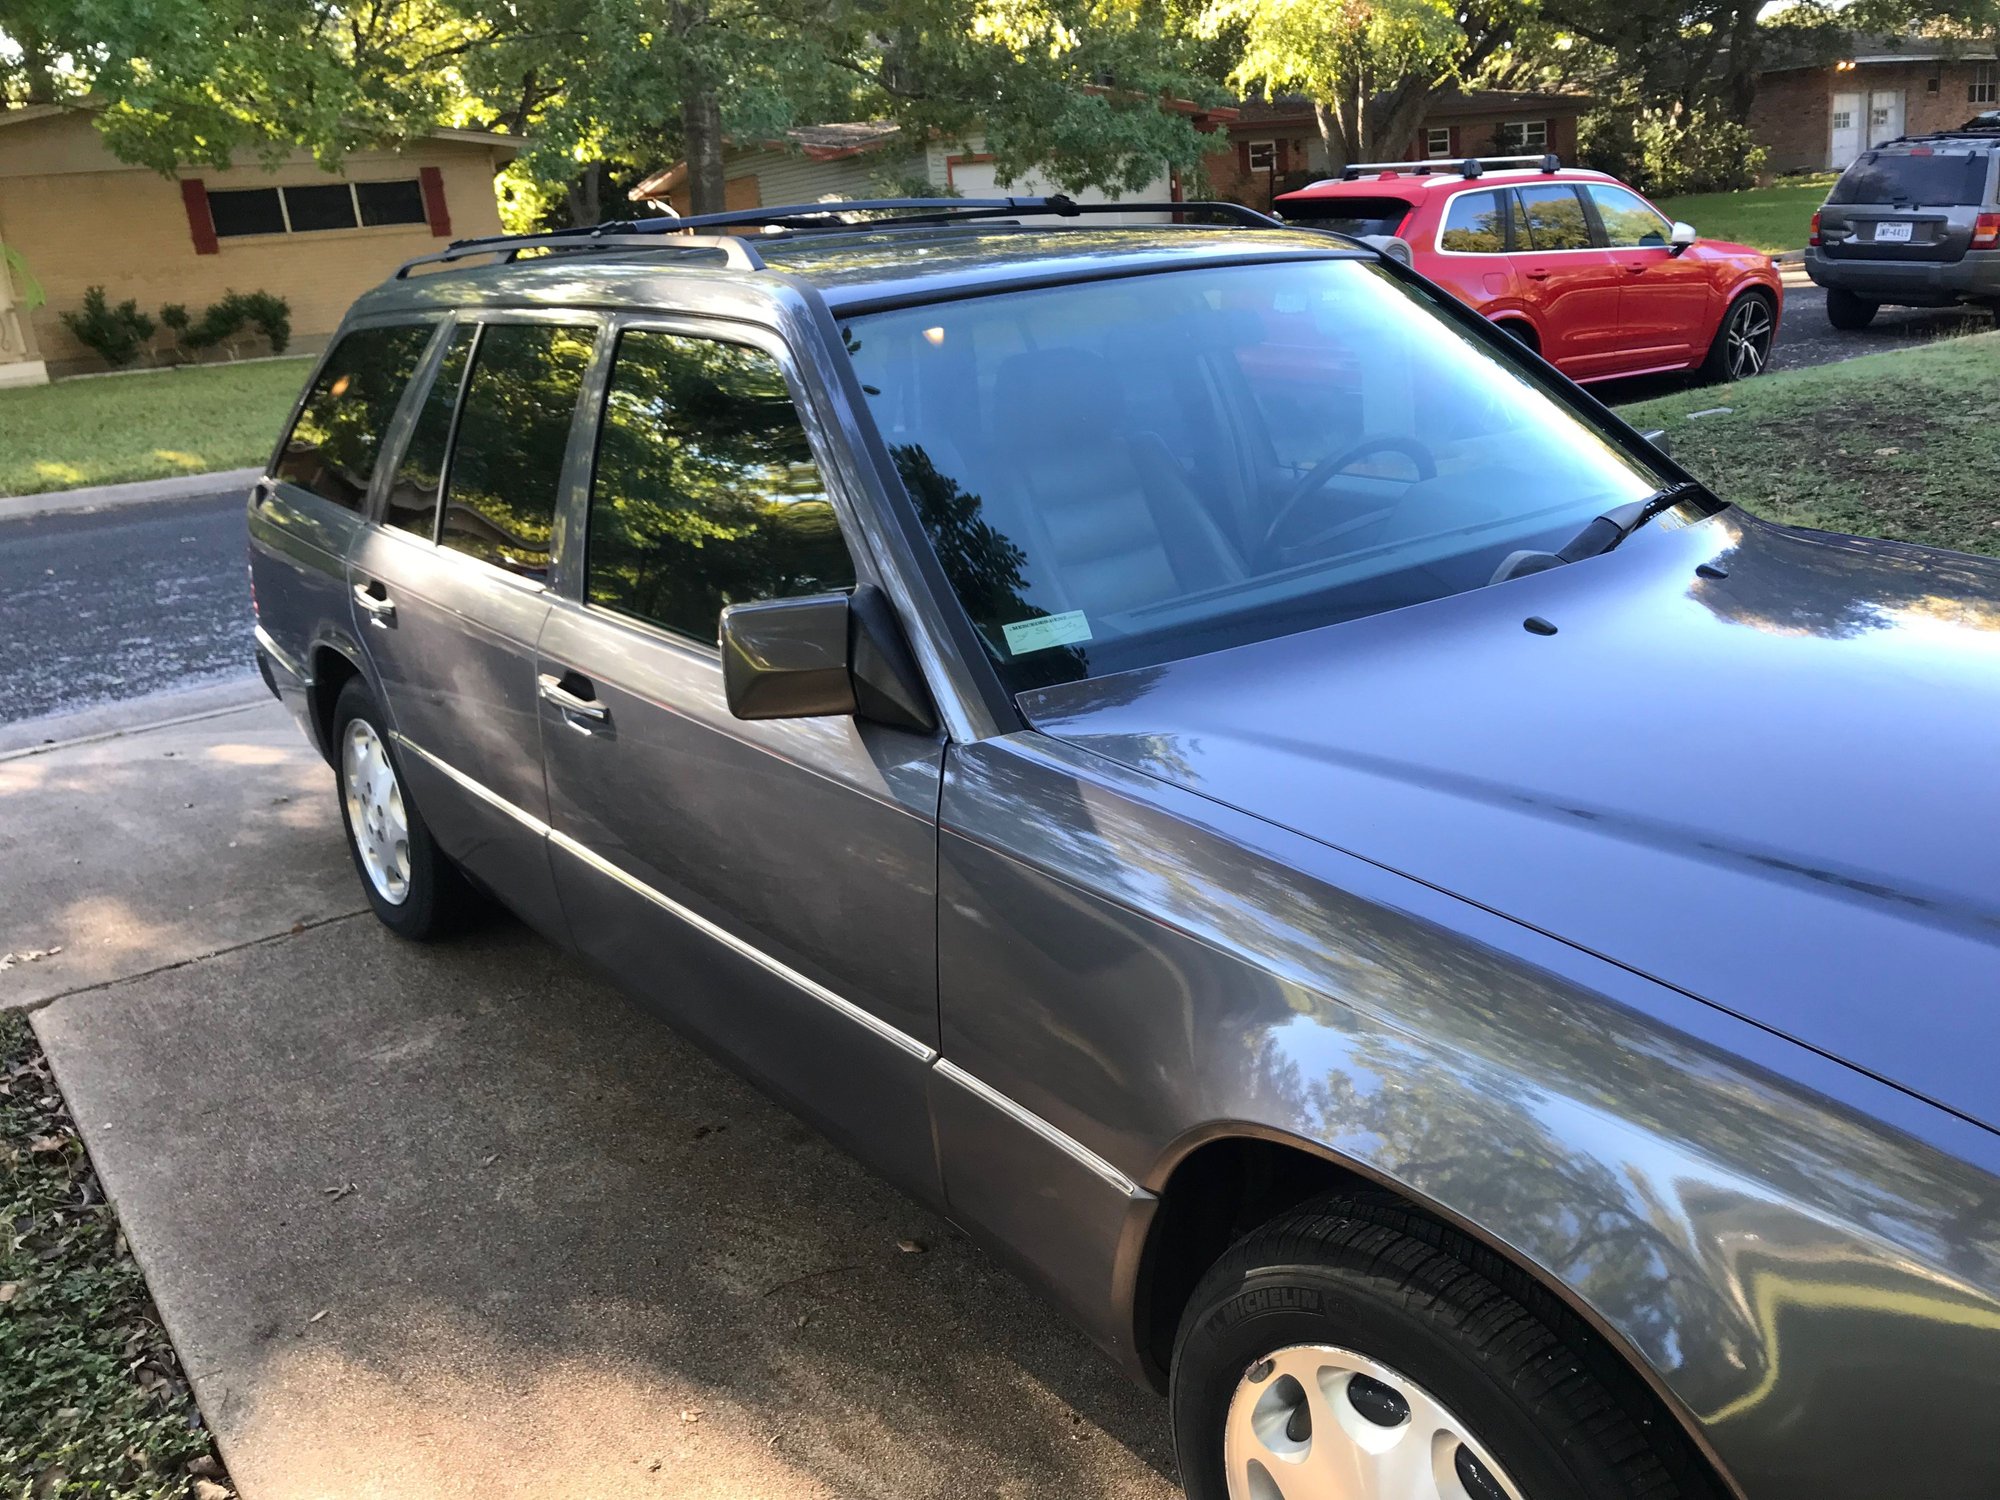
181 179 219 255
1236 140 1250 174
418 166 452 237
1450 125 1462 156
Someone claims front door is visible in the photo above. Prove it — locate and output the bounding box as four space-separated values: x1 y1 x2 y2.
1831 92 1862 168
1509 184 1627 378
537 319 946 1200
1869 88 1906 149
348 315 602 940
1583 182 1714 369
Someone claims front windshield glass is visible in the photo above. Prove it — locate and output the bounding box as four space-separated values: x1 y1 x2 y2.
843 257 1666 695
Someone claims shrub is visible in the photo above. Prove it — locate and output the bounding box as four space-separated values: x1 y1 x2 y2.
59 286 155 367
1585 103 1768 197
171 290 293 359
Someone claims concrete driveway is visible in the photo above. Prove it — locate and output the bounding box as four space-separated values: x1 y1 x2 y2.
2 695 1179 1498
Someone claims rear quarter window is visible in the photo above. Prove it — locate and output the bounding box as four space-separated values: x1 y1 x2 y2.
275 323 434 510
1280 196 1414 238
1830 152 1990 207
1439 190 1509 252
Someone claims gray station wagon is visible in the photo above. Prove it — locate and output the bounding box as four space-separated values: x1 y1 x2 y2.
248 197 2000 1500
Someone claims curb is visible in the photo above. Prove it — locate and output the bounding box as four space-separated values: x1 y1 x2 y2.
0 675 268 760
0 467 261 523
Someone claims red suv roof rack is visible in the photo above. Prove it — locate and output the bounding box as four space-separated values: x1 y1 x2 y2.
1338 153 1563 182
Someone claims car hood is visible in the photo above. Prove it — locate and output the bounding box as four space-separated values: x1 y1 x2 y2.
1020 509 2000 1130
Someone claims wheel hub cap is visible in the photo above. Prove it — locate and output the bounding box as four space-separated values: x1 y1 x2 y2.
1223 1345 1525 1500
342 719 411 905
1727 301 1772 378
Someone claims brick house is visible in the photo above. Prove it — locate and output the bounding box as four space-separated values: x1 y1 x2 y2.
1205 90 1590 209
1750 37 2000 174
0 104 517 382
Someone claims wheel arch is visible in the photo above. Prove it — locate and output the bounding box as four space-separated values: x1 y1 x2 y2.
306 637 370 765
1487 313 1540 353
1129 1121 1749 1500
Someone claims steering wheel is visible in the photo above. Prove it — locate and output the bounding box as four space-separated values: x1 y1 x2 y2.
1258 434 1439 562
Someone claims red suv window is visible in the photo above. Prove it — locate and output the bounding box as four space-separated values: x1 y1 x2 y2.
1281 195 1413 237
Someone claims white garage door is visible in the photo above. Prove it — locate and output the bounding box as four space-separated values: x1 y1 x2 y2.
946 158 1176 223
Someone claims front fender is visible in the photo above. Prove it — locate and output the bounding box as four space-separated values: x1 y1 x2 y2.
937 734 2000 1500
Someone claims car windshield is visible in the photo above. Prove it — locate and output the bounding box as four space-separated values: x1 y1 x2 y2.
842 257 1669 695
1279 196 1414 237
1829 151 1989 206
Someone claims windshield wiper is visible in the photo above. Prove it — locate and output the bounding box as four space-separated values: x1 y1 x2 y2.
1490 482 1705 584
1558 481 1705 561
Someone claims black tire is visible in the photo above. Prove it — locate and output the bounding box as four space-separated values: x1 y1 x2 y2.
331 677 477 940
1825 287 1879 331
1496 319 1539 355
1170 1195 1723 1500
1700 289 1777 383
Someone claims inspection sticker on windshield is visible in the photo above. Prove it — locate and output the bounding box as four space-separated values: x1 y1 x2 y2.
1002 610 1092 655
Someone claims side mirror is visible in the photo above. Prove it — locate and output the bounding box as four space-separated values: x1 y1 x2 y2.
719 585 935 733
1669 220 1697 256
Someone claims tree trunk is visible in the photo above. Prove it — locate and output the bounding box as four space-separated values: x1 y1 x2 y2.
1369 77 1436 161
675 4 727 218
565 163 603 227
1721 0 1763 124
1314 99 1356 176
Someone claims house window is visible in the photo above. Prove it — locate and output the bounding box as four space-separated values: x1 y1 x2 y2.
207 180 430 238
1426 127 1452 158
1831 110 1853 131
1972 64 1998 105
1499 120 1548 152
1247 141 1276 173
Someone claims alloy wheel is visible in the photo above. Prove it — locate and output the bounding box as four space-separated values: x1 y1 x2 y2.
1725 298 1773 379
1223 1345 1525 1500
342 718 411 905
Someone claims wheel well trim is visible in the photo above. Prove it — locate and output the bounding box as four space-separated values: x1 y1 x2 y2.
1131 1119 1750 1500
305 634 372 761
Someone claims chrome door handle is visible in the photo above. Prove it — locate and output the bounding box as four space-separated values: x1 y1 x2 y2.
538 673 608 724
352 582 396 627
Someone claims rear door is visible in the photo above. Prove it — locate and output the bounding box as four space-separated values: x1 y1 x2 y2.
1509 183 1628 378
249 320 436 717
536 317 947 1199
347 314 602 940
1584 182 1714 368
1428 187 1518 315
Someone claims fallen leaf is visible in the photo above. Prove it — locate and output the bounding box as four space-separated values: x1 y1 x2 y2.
308 1309 328 1324
480 1153 498 1167
0 1282 19 1303
0 946 62 971
187 1456 224 1479
1874 446 1901 456
680 1409 700 1424
323 1182 357 1202
28 1135 69 1154
192 1478 234 1500
289 922 305 935
895 1237 926 1254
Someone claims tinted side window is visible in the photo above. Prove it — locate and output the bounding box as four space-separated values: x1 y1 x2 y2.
275 324 432 511
439 323 595 580
1439 190 1507 251
383 327 474 539
1586 184 1670 248
1516 185 1593 250
586 330 855 645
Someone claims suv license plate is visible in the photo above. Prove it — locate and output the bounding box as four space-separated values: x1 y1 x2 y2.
1874 221 1914 242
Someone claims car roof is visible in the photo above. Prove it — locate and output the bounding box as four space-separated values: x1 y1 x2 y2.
349 220 1371 322
1279 167 1617 204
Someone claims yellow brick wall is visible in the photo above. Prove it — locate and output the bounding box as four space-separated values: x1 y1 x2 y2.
0 113 507 369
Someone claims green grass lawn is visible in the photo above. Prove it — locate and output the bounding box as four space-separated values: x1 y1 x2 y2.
1623 330 2000 558
1 1010 228 1497
1652 173 1837 254
0 358 310 497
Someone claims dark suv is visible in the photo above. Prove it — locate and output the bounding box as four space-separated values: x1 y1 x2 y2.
1806 120 2000 326
250 198 2000 1500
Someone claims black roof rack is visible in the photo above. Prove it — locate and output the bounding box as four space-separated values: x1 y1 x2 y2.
395 195 1286 278
1336 153 1563 182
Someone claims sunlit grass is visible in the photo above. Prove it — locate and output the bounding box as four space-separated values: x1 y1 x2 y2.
1652 174 1838 255
0 360 310 497
1625 331 2000 558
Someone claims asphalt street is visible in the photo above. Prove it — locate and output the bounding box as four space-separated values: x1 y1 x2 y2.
0 488 252 724
1766 282 1993 371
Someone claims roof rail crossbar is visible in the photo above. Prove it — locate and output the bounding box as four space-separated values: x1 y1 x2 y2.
396 230 764 279
594 195 1284 236
1340 153 1562 181
395 195 1287 278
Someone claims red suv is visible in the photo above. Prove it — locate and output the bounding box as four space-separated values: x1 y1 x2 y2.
1278 157 1783 383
